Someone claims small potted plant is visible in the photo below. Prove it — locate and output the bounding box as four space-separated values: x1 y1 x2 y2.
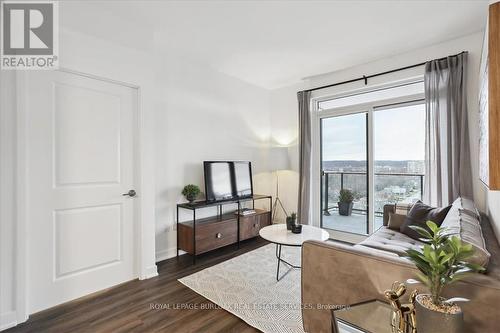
404 221 485 333
286 212 297 230
338 189 354 216
182 184 201 203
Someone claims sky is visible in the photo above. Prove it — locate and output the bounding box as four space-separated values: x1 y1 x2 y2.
322 104 425 161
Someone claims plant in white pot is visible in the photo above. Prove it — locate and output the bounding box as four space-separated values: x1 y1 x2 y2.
404 221 485 333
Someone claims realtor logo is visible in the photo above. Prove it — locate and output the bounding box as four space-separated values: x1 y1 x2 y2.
1 1 58 70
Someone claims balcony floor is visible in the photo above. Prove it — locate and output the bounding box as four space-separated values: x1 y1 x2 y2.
322 211 383 235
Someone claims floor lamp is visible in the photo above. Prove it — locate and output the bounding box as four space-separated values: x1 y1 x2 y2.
271 147 290 223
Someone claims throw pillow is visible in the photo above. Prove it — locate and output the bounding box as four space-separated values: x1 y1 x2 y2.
400 200 452 241
388 213 406 230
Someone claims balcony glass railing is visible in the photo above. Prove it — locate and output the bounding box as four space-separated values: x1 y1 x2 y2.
321 171 424 233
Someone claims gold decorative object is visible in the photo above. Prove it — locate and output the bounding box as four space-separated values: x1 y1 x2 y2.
384 281 417 333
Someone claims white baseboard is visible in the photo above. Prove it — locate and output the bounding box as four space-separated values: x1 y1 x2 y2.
140 265 158 280
156 247 185 263
0 311 18 331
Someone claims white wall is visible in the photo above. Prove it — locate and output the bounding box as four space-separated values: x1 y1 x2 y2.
153 53 273 261
269 32 487 227
0 72 19 330
268 84 303 220
487 191 500 240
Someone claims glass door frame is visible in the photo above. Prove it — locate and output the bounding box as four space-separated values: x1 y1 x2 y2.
319 108 372 241
310 78 425 243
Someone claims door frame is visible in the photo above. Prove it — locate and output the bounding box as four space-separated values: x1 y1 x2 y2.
310 77 425 243
317 109 372 243
14 68 151 323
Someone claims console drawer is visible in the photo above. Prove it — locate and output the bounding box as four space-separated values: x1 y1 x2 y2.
258 212 271 228
177 209 271 257
195 219 237 254
240 215 261 240
240 211 272 241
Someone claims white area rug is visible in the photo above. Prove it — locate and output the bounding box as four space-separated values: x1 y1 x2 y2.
178 244 305 333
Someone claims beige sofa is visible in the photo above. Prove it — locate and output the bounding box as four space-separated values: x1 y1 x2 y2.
301 198 500 333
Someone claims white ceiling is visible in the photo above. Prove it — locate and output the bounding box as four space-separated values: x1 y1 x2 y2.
60 0 490 89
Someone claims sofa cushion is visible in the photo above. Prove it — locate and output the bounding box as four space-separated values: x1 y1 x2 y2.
395 203 413 215
441 201 491 267
382 203 414 226
357 226 424 256
399 200 452 241
453 197 481 220
387 213 406 230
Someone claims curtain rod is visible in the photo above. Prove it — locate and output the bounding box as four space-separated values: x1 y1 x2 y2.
301 51 467 93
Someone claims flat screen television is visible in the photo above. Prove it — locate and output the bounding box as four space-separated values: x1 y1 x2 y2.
204 161 253 202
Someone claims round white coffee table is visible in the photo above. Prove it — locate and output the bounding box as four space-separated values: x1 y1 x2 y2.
259 224 329 281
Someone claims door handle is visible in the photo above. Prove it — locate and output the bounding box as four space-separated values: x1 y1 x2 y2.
122 190 136 197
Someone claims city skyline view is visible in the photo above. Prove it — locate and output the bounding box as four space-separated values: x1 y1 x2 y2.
322 159 425 235
320 104 426 234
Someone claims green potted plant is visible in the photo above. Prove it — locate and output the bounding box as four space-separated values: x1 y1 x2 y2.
404 221 485 333
338 189 354 216
286 212 297 230
182 184 200 203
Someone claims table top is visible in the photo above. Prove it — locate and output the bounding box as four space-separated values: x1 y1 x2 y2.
177 194 272 210
333 300 398 333
259 224 329 246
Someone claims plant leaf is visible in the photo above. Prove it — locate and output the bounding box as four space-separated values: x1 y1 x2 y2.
464 262 486 273
426 220 439 233
409 225 433 239
446 297 469 303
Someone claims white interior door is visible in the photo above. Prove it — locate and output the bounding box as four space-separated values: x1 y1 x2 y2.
26 70 138 313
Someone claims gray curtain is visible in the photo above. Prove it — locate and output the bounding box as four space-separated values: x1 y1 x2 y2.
297 90 312 225
424 52 473 207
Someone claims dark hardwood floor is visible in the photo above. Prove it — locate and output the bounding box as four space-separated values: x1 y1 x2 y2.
7 238 269 333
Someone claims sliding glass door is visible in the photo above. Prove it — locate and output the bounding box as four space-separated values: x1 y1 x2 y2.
373 103 426 228
316 80 425 240
321 113 369 235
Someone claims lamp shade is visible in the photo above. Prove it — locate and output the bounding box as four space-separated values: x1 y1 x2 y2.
270 147 290 171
